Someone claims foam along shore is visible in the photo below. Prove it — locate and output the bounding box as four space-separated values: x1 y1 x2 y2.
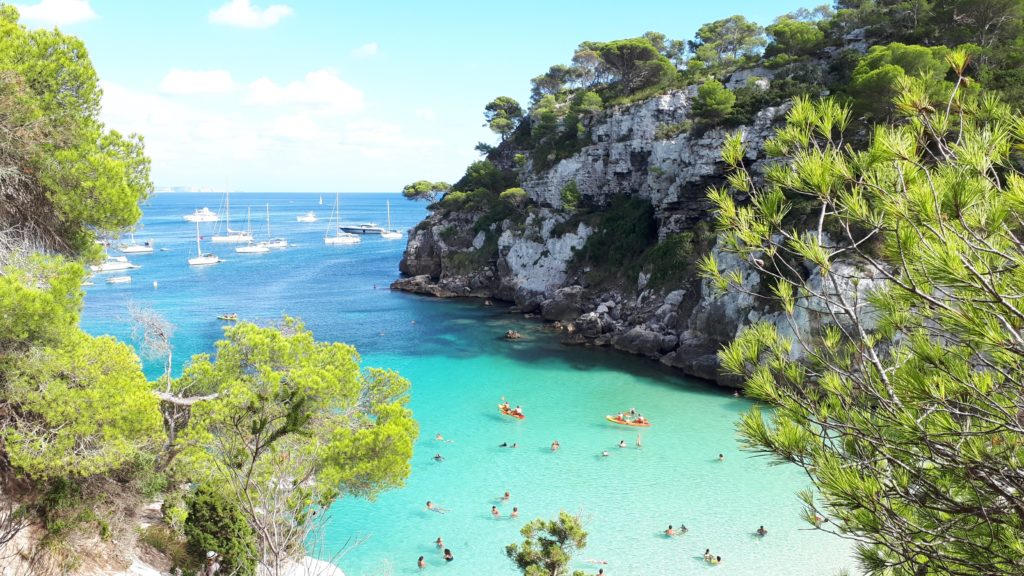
268 557 346 576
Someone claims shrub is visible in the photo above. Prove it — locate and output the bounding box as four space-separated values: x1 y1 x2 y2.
571 196 658 288
654 120 692 139
499 187 528 208
691 80 736 126
560 181 581 212
184 485 257 576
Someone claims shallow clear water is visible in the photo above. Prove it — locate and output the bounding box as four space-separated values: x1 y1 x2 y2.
81 192 853 576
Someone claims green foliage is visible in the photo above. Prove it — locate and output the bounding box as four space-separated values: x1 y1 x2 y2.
506 511 588 576
704 71 1024 575
500 187 528 208
571 196 657 288
140 525 193 571
688 15 767 77
402 180 451 203
692 80 736 127
0 7 151 254
573 90 603 114
179 319 417 504
595 38 677 94
184 485 257 576
559 181 581 212
161 491 189 535
765 17 825 61
3 332 162 479
654 120 693 139
0 254 84 352
643 31 687 68
639 223 714 289
484 96 524 141
849 42 951 118
453 160 516 194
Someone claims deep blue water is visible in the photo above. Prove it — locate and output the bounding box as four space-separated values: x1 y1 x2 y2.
80 192 853 576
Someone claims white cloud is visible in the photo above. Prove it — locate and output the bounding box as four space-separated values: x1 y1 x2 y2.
352 42 378 59
271 114 337 142
415 107 436 121
14 0 96 26
246 69 364 115
209 0 292 29
159 69 236 95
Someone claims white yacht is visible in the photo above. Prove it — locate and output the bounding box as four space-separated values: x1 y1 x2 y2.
211 191 253 244
106 275 132 284
325 193 361 245
119 232 154 254
338 223 385 235
90 255 140 273
188 221 223 266
381 200 403 239
183 207 218 222
297 211 318 223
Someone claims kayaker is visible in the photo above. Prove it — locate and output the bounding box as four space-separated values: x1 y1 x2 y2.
513 405 524 417
501 401 510 411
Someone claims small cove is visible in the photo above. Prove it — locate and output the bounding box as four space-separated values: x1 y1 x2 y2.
80 192 853 576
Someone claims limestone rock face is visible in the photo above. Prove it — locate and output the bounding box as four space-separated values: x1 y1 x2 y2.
394 67 869 388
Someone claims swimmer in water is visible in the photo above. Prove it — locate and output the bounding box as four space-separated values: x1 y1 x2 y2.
511 506 519 518
491 506 500 518
679 523 688 534
756 525 767 536
636 433 642 448
601 450 610 457
433 453 444 462
511 442 518 448
502 491 510 501
435 433 444 441
703 549 712 562
718 453 725 461
665 525 676 537
435 537 444 548
499 442 508 447
418 556 425 569
618 440 627 448
443 548 453 562
425 501 448 514
551 440 560 451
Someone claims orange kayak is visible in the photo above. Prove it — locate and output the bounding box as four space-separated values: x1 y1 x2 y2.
499 404 525 419
606 415 651 427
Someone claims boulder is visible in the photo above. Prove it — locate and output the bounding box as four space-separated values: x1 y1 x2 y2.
541 285 585 321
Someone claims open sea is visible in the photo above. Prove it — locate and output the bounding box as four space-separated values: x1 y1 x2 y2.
80 192 854 576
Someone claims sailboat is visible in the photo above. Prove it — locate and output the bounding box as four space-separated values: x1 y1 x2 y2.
264 204 288 248
188 220 223 266
236 207 270 253
381 200 403 239
119 230 154 253
211 190 253 243
324 193 361 245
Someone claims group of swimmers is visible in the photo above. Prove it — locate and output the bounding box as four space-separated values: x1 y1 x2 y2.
703 549 723 565
417 539 454 568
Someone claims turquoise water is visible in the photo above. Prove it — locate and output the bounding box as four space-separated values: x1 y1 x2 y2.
80 192 853 576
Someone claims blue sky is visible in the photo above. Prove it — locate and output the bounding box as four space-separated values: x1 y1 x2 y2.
14 0 821 192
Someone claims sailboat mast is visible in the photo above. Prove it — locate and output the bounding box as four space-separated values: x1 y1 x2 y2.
387 200 392 231
266 203 271 238
195 220 201 254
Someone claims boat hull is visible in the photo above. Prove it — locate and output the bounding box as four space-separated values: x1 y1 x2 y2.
188 255 222 266
605 415 651 427
339 225 385 234
211 233 253 243
499 405 525 419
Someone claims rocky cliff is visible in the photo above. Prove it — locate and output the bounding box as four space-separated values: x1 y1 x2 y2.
393 76 848 387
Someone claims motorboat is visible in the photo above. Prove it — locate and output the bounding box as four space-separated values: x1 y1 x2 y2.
325 193 362 245
297 211 318 223
338 223 385 234
183 207 218 222
236 242 270 254
90 256 140 273
106 275 132 284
